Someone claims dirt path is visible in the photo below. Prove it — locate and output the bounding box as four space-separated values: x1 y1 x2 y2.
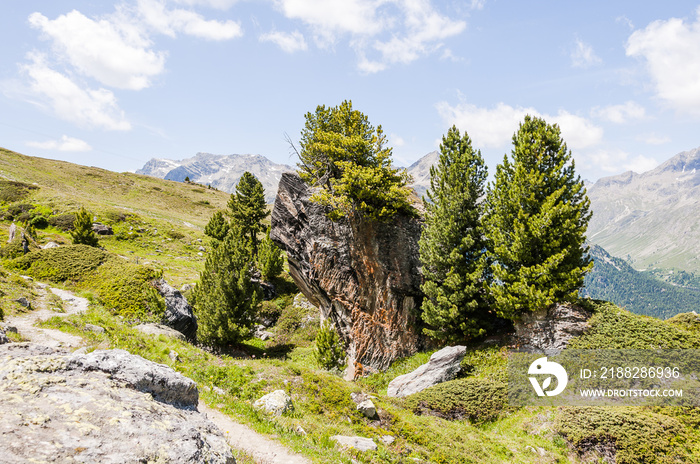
3 283 89 348
3 283 312 464
199 401 312 464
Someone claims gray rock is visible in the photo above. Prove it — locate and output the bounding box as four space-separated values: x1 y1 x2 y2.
512 303 592 355
0 328 8 345
153 278 198 340
254 390 293 416
135 322 187 341
92 222 114 235
84 323 105 334
7 223 16 243
380 435 396 445
0 344 233 463
270 172 427 379
41 241 60 249
254 325 274 341
14 297 31 309
387 345 467 398
66 349 198 407
198 245 206 252
181 283 195 293
356 399 377 419
331 435 377 452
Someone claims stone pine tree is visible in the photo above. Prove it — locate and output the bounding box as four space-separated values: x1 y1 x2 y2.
70 207 99 247
314 320 346 371
228 172 268 254
192 225 262 346
419 126 492 342
484 115 593 320
204 210 229 241
257 229 284 281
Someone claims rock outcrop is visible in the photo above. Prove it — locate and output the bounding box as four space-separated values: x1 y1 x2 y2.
0 343 234 463
153 278 198 340
254 390 294 416
511 303 592 355
387 345 466 398
270 173 426 378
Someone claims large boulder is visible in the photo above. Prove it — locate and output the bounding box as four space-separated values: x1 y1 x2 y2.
387 345 467 398
253 390 294 416
153 278 198 340
511 302 592 355
0 343 234 463
270 173 426 378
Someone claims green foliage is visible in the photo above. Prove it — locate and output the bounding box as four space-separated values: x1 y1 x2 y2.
419 126 492 342
0 181 38 203
204 210 229 241
406 378 507 423
294 370 354 417
192 226 262 346
313 320 346 371
484 115 593 319
70 207 99 247
1 203 34 221
567 301 700 349
228 172 268 253
271 295 319 346
297 100 414 221
9 245 109 282
258 230 284 281
667 312 700 335
48 213 76 231
556 406 692 464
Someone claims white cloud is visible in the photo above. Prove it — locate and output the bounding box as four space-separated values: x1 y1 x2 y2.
626 8 700 114
570 39 601 68
470 0 486 10
639 133 671 145
390 133 406 147
27 135 92 152
583 149 658 174
259 30 307 53
20 52 131 131
172 0 240 9
137 0 243 40
29 10 166 90
436 101 603 151
591 101 646 123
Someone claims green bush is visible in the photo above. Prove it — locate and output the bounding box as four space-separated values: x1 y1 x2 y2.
71 207 99 247
8 245 109 282
0 181 38 204
294 370 354 418
557 406 692 464
313 320 346 371
258 230 284 281
667 312 700 335
405 378 507 423
2 203 34 221
48 213 76 231
30 215 48 229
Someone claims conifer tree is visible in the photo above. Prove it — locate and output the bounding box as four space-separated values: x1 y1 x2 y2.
484 115 592 319
419 126 492 342
204 210 229 241
314 320 346 371
192 226 261 346
257 229 284 281
228 172 268 253
71 207 99 247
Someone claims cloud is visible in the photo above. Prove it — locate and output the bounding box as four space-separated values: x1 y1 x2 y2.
136 0 243 40
436 101 603 151
171 0 240 9
626 8 700 114
20 52 131 131
591 101 646 123
259 30 307 52
27 135 92 152
570 39 601 68
29 10 166 90
638 133 670 145
390 133 406 147
584 149 658 174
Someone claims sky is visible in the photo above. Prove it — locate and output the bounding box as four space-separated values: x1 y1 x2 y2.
2 1 700 183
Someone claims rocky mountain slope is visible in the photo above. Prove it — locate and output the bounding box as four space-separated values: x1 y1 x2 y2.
587 146 700 272
405 150 438 198
137 152 293 203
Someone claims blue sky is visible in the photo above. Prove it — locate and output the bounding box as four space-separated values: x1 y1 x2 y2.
2 1 700 182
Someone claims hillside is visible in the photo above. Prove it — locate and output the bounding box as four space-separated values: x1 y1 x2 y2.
137 152 293 203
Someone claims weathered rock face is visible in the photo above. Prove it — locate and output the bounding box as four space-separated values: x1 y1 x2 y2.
270 173 425 378
512 303 592 355
0 343 234 463
154 278 198 340
387 345 466 398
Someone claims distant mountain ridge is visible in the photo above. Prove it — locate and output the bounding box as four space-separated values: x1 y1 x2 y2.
137 153 293 203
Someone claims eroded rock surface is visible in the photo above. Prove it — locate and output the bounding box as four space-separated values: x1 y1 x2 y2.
387 345 466 398
154 278 198 340
0 343 234 463
512 303 592 355
270 173 426 378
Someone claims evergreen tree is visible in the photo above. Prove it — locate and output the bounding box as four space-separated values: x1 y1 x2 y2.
192 226 261 346
484 115 593 319
257 229 284 281
228 172 268 253
297 100 414 220
419 126 492 342
71 207 99 247
204 210 229 241
314 320 346 371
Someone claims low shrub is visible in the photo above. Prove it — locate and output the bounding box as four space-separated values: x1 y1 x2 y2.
2 203 34 220
313 320 346 371
0 181 38 204
667 312 700 336
405 378 507 423
30 215 48 229
556 406 692 464
8 245 109 282
48 213 76 231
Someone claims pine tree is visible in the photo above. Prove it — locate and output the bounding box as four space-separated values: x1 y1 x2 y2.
228 172 268 254
419 126 492 342
204 210 229 241
257 229 284 281
192 226 262 346
70 207 99 247
314 320 346 371
484 115 593 319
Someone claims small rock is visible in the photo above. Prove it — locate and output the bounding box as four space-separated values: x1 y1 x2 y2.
197 252 203 257
92 223 113 235
5 326 18 334
198 246 206 252
387 345 467 398
295 425 307 436
168 350 180 362
380 435 395 445
0 328 9 345
331 435 377 452
41 241 60 249
356 399 378 419
14 297 31 309
180 283 195 293
84 324 105 334
213 386 225 395
135 323 186 341
253 390 293 416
